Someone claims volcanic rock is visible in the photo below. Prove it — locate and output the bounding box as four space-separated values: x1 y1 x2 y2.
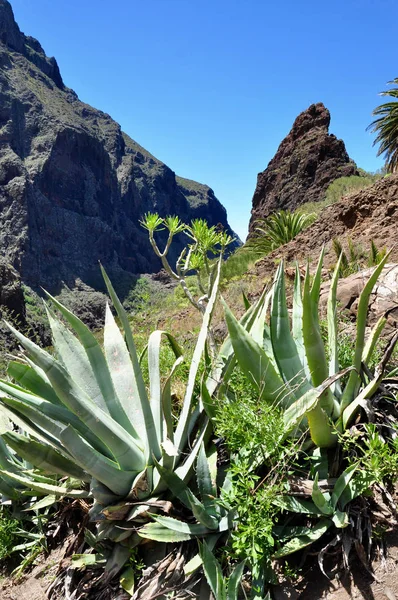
249 102 357 231
0 0 237 295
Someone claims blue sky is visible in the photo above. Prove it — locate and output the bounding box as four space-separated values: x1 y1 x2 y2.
10 0 398 240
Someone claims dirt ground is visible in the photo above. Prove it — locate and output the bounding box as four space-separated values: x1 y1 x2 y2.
1 530 398 600
0 542 66 600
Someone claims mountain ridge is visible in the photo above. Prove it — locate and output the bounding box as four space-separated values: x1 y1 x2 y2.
0 0 238 293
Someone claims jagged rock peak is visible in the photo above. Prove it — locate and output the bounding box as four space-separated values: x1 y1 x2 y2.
0 0 63 87
249 102 357 232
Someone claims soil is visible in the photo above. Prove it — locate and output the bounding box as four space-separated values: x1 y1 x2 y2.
0 542 67 600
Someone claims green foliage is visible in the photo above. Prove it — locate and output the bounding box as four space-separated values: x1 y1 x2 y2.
368 78 398 173
342 423 398 487
221 247 258 283
332 237 387 276
325 174 381 204
0 507 19 561
247 210 315 257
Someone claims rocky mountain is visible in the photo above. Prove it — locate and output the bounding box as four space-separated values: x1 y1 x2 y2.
0 0 237 294
249 102 357 231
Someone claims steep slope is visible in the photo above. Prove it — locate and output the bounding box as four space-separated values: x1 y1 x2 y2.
0 0 237 292
254 174 398 276
249 103 357 232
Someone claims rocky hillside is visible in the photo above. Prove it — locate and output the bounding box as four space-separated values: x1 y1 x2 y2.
0 0 237 293
249 102 357 231
254 174 398 274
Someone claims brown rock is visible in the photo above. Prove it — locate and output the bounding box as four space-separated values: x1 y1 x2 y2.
249 103 357 231
319 264 398 336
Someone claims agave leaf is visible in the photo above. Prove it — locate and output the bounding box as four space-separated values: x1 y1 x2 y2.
184 533 221 575
331 464 357 509
45 295 137 437
327 254 343 399
0 392 66 451
174 418 209 482
0 381 111 457
138 522 191 543
283 368 353 443
162 355 184 442
100 265 159 464
2 431 90 482
302 261 331 415
270 261 312 397
242 291 251 310
4 323 145 471
154 460 219 529
227 560 246 600
341 252 391 410
25 495 57 510
250 288 272 347
104 303 148 446
311 474 333 515
223 302 290 407
0 469 89 498
174 256 222 454
120 566 135 595
60 426 137 498
310 247 325 310
45 308 108 413
199 540 226 600
8 361 62 406
273 519 331 557
362 314 387 367
150 514 216 536
197 443 217 509
207 285 269 397
147 331 183 453
332 510 349 528
0 478 20 500
273 525 317 541
274 495 323 515
292 263 310 378
339 471 373 509
341 374 382 430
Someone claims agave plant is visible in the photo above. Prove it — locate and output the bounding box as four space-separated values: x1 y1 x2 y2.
224 248 392 449
0 260 231 556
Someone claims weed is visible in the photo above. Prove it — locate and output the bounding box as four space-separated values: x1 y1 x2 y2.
0 507 19 561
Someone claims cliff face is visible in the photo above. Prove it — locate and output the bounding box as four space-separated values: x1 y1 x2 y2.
249 103 357 231
0 0 237 292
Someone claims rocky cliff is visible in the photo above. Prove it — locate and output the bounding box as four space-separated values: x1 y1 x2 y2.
0 0 237 293
249 103 357 231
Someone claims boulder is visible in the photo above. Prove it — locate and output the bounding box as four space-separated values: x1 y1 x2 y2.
320 264 398 336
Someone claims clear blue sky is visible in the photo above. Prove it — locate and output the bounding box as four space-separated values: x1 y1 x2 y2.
10 0 398 240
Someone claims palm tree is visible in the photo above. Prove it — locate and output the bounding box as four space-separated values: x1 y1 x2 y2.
368 78 398 173
246 209 315 256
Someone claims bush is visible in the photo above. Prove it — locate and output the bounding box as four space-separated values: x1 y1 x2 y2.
325 174 381 204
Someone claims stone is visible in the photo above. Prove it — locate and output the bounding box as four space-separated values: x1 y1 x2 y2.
320 264 398 336
249 102 357 231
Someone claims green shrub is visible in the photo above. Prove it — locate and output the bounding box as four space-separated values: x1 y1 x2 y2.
0 507 19 561
325 174 381 204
